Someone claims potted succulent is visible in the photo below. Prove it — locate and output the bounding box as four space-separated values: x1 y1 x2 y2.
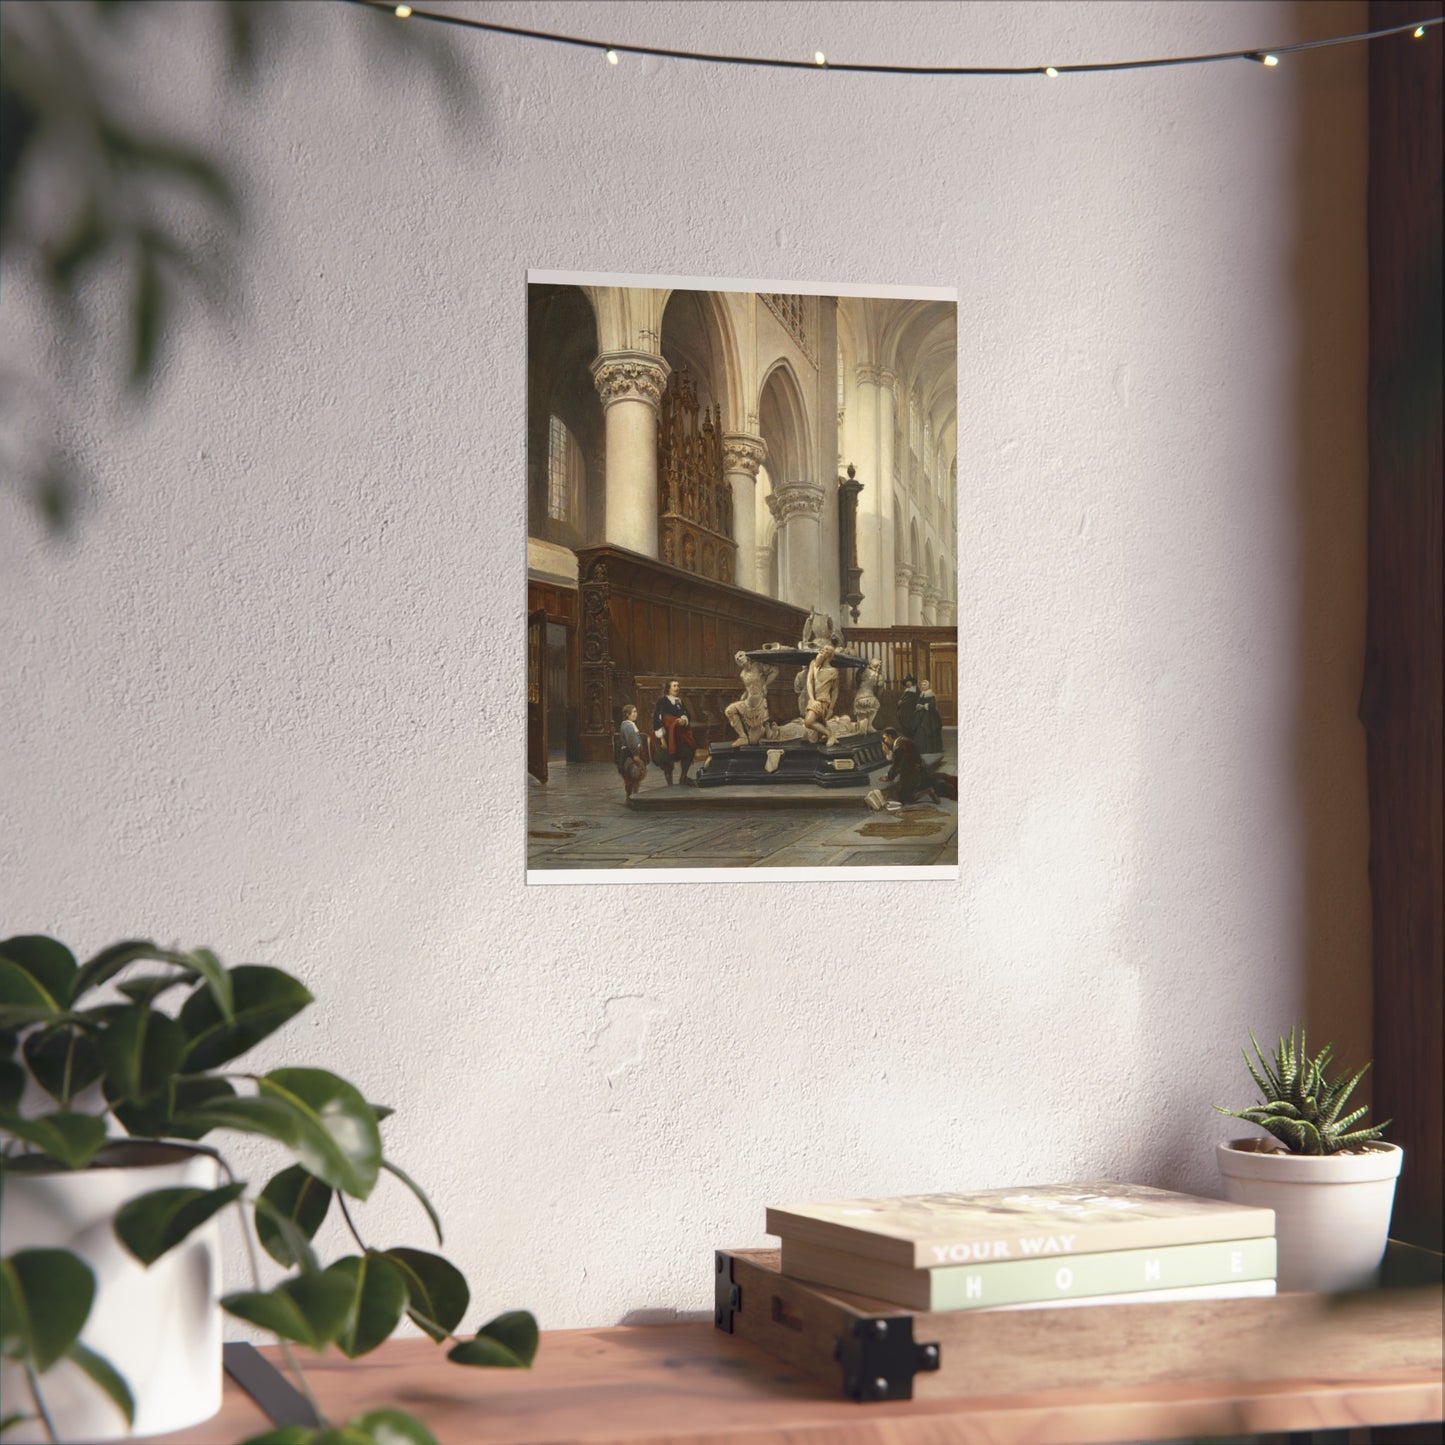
1215 1025 1402 1293
0 934 537 1444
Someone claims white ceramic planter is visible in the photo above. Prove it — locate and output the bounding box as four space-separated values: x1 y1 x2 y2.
1216 1137 1403 1293
0 1141 224 1442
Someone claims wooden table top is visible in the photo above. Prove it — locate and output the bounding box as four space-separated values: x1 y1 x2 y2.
151 1320 1444 1445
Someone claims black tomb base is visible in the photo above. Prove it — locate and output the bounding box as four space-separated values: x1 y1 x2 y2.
695 732 887 790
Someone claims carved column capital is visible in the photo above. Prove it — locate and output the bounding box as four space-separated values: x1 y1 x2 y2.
856 363 883 388
721 432 767 478
590 349 670 412
766 481 827 527
908 573 927 597
895 562 914 584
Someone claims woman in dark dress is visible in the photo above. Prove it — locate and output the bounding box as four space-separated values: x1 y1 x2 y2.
897 675 919 738
913 680 944 759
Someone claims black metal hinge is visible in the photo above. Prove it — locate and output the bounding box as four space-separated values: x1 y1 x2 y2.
714 1250 742 1333
834 1313 941 1401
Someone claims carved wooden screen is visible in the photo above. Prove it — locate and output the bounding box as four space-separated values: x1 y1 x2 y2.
657 368 737 584
527 608 547 783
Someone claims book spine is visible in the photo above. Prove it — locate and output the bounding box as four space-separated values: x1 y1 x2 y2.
981 1279 1276 1312
929 1237 1276 1310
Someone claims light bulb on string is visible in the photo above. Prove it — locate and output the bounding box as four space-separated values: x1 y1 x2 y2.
338 3 1442 80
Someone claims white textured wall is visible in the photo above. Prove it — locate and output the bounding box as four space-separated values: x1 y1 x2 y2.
0 1 1370 1330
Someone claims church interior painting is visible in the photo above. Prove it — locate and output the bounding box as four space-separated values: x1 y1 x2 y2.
526 275 959 876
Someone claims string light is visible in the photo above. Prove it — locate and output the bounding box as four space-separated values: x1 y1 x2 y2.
605 48 619 65
339 2 1443 78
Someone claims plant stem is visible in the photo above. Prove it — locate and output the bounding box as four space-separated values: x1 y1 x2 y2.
219 1158 326 1427
24 1364 57 1444
337 1194 367 1253
60 1032 77 1109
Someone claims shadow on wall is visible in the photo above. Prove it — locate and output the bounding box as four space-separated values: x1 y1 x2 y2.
1128 1 1373 1198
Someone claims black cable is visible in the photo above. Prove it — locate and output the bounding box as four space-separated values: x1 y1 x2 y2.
336 2 1442 78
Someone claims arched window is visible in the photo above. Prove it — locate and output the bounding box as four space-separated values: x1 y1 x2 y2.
547 414 584 523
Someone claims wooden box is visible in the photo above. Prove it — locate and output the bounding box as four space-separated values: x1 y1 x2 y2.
715 1243 1445 1404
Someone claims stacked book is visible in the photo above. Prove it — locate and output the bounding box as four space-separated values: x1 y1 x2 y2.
766 1181 1277 1312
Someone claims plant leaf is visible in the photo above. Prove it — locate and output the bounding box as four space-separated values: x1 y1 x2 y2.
0 1248 95 1371
179 966 312 1071
0 1112 108 1168
382 1248 468 1342
252 1196 321 1277
71 941 185 1000
153 1076 239 1141
23 1026 102 1102
113 1182 245 1266
67 1341 135 1426
380 1158 442 1246
115 975 191 1008
447 1310 538 1368
97 1005 187 1103
0 1060 25 1114
223 1273 353 1351
0 959 61 1027
326 1253 407 1359
256 1165 332 1268
351 1409 441 1445
175 1086 377 1200
0 938 76 1008
181 948 233 1022
258 1070 381 1201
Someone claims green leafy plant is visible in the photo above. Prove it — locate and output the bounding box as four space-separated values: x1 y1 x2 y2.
1216 1025 1391 1156
0 935 536 1445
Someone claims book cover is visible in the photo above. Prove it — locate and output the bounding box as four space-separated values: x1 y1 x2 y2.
766 1181 1275 1269
779 1234 1278 1311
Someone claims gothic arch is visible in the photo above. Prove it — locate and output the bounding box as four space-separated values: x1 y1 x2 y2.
527 282 604 548
757 358 812 485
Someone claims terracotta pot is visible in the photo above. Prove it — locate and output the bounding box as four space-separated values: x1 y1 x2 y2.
1216 1137 1403 1293
0 1141 224 1441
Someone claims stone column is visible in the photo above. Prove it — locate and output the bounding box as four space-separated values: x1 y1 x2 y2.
721 433 767 592
922 587 939 626
876 371 898 622
894 563 913 625
590 349 670 560
853 365 898 627
767 481 827 613
908 572 926 626
755 545 773 593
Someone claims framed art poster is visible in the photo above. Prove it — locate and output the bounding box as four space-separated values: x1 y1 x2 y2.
526 270 958 882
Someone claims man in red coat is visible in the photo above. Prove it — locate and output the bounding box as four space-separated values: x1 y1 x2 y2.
652 680 698 786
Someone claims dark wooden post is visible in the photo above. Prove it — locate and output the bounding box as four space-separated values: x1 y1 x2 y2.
838 463 865 624
1364 1 1443 1259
